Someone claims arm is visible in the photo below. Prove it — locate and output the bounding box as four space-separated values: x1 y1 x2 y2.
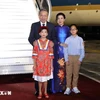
49 41 54 71
49 41 54 59
33 59 36 71
28 23 36 46
32 41 38 58
63 47 68 62
51 59 53 71
51 25 57 44
32 41 38 70
67 26 71 37
60 43 67 47
60 27 70 47
63 39 69 62
79 38 85 62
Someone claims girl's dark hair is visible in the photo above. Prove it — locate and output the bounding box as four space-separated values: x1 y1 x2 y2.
70 24 78 29
56 12 66 21
38 26 49 33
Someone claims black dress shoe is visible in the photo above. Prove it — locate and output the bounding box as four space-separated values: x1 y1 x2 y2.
34 91 39 96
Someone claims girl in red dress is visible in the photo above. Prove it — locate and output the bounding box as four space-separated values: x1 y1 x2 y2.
32 26 54 99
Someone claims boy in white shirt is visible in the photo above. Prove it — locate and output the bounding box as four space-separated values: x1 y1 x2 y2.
64 24 85 95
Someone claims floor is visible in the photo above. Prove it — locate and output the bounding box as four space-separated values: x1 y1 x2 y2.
0 74 100 100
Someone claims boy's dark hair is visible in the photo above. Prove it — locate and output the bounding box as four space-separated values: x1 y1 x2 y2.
56 12 66 21
39 9 48 14
38 26 49 33
70 24 78 30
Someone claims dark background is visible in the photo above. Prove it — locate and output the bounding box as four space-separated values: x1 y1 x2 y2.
51 0 100 6
77 26 100 40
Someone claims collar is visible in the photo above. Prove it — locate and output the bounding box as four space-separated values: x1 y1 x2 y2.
40 21 47 26
71 35 78 38
58 24 65 27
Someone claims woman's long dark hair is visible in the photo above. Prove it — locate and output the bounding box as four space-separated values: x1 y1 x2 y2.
56 12 66 21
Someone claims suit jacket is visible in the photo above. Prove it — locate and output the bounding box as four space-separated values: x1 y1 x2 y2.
28 21 57 46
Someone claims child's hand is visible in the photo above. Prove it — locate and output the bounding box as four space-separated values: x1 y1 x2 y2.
78 61 81 65
66 61 69 66
51 66 54 72
32 65 36 71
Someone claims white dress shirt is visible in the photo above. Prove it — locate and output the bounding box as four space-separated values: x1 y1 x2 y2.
40 21 47 26
64 35 85 62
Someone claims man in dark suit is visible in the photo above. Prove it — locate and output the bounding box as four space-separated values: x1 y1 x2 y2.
28 9 56 95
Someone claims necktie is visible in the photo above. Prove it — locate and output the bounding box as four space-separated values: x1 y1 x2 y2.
42 24 45 26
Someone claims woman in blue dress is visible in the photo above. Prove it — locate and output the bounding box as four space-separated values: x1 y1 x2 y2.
52 13 70 93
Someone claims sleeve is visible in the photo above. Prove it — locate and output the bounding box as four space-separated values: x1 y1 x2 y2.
49 41 54 59
28 23 36 46
67 27 71 37
63 39 69 62
51 25 58 45
32 41 38 59
79 38 85 62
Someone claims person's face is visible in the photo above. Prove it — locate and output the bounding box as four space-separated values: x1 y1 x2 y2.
70 26 78 35
57 15 65 26
39 11 48 23
39 29 48 38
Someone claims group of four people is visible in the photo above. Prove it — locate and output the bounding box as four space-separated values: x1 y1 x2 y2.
28 9 85 99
